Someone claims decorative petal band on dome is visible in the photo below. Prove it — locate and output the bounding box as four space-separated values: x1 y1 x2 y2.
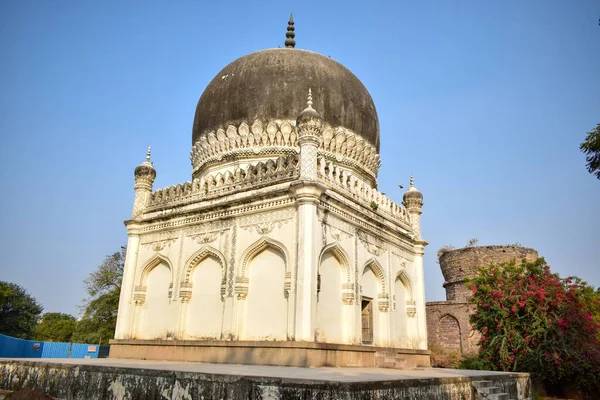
190 119 381 182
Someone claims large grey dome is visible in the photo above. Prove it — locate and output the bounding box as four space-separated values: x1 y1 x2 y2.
192 48 380 151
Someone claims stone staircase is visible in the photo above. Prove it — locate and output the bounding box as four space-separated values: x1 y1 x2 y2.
472 380 529 400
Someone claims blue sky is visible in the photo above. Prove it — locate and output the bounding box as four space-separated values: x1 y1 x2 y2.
0 1 599 317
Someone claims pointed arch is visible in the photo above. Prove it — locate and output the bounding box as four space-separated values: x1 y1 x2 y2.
182 245 227 284
395 270 414 301
363 258 387 294
239 236 289 278
319 243 352 284
139 254 174 286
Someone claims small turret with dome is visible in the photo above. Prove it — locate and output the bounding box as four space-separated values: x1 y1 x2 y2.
132 147 156 219
403 175 424 240
134 147 156 189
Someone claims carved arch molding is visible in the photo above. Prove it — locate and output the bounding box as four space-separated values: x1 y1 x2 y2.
235 236 291 299
179 245 228 302
362 259 389 312
134 254 174 306
318 243 355 305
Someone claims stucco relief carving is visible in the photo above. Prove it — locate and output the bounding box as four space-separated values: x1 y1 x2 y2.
188 230 224 245
318 210 355 242
239 208 294 235
357 230 387 257
140 231 178 252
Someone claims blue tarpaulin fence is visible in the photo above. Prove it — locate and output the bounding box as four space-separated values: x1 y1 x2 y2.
0 334 102 358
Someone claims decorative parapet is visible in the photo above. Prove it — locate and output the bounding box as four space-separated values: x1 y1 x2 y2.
317 156 412 230
190 120 380 182
147 154 299 210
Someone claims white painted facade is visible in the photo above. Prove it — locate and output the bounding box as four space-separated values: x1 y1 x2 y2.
114 61 428 352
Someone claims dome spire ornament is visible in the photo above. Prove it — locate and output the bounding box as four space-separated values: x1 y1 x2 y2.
285 13 295 48
306 88 313 108
146 146 151 162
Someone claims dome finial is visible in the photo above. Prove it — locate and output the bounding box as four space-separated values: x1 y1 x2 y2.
285 13 295 48
410 174 414 187
146 146 152 162
307 88 313 108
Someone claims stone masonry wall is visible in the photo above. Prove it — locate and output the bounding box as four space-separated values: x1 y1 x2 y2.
439 246 538 302
427 245 539 358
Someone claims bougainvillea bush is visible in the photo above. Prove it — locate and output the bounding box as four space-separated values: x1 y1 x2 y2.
466 258 600 396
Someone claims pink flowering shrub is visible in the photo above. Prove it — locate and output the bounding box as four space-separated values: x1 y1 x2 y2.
466 258 600 396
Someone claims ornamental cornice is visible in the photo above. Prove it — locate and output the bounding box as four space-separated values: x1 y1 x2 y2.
318 198 417 257
138 197 295 236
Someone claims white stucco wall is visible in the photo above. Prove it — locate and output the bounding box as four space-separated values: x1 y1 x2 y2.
241 247 288 340
316 252 344 343
186 256 224 339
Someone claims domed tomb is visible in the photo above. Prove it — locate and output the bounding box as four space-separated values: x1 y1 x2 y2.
192 48 380 151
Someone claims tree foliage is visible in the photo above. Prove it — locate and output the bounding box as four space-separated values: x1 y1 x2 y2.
34 312 76 342
467 258 600 397
580 123 600 179
0 281 43 339
72 246 125 344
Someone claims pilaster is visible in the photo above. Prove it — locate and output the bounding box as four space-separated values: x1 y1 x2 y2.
114 232 140 339
290 181 326 341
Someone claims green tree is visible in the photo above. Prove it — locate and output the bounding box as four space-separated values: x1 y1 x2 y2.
580 123 600 179
466 258 600 397
0 281 43 339
34 312 76 342
72 246 125 344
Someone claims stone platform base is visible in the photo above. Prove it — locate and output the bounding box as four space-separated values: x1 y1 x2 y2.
109 339 431 368
0 358 531 400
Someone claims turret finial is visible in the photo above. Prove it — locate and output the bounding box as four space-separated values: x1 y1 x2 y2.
410 174 414 187
146 146 151 162
285 13 295 48
307 88 313 108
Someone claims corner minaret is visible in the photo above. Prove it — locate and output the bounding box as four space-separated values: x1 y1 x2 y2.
285 13 295 48
132 147 156 219
296 88 323 180
403 175 424 240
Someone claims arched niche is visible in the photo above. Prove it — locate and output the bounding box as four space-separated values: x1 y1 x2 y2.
238 237 289 341
316 244 351 343
135 255 174 340
360 259 387 345
182 246 227 339
439 314 462 354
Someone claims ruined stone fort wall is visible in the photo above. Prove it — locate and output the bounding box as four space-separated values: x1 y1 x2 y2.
439 245 538 302
427 245 539 357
